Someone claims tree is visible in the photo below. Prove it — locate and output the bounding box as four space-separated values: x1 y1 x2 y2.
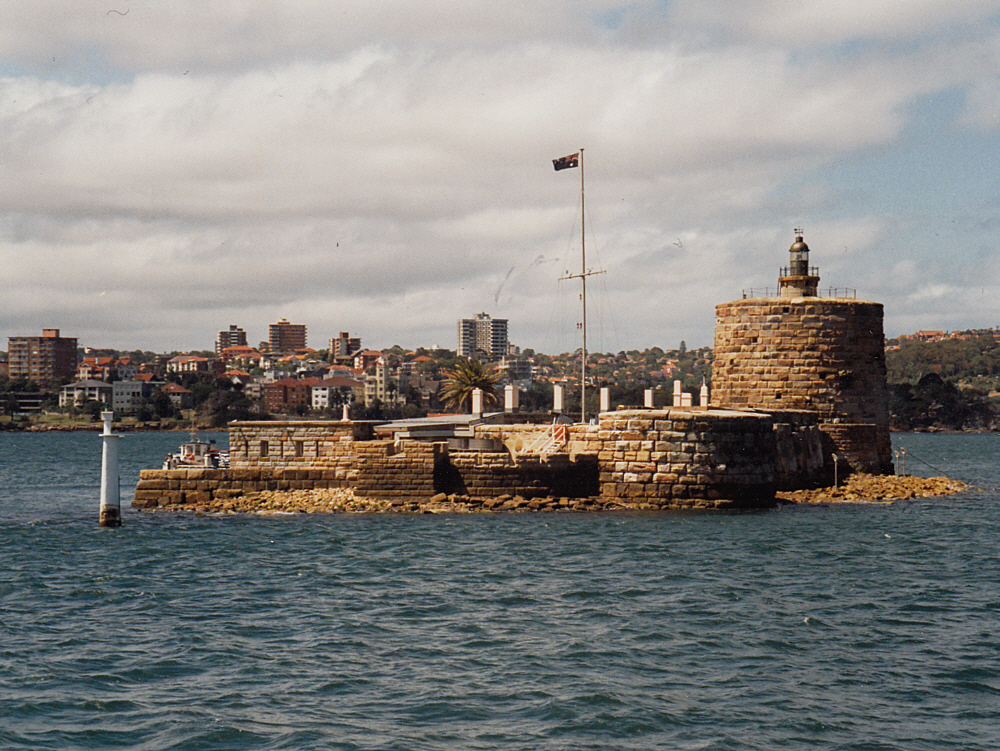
151 389 177 419
439 359 500 413
3 392 19 416
199 390 258 427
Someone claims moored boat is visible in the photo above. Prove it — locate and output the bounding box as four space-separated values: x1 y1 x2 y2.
163 436 230 469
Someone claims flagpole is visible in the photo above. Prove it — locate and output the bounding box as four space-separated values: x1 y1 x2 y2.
555 147 604 424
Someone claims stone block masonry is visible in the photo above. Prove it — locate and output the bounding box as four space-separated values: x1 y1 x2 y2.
596 409 776 508
713 298 892 474
228 421 374 471
132 467 350 509
136 410 804 512
442 450 599 500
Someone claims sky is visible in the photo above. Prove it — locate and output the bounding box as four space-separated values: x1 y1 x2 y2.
3 1 1000 356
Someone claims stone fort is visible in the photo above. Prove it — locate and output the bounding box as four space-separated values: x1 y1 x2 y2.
134 232 892 511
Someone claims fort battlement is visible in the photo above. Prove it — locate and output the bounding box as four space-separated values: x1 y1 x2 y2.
134 407 831 511
133 230 891 512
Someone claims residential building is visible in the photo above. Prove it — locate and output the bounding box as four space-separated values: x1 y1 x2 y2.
406 376 441 409
8 328 78 383
457 313 508 361
59 379 112 408
312 376 365 410
116 357 138 380
363 357 405 407
497 356 533 386
262 377 315 413
216 325 248 355
269 318 307 353
76 355 137 382
166 355 212 374
220 345 265 369
353 349 384 371
112 379 165 413
161 382 194 410
329 332 361 359
8 392 44 413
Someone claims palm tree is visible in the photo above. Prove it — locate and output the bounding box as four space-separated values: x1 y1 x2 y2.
440 359 500 413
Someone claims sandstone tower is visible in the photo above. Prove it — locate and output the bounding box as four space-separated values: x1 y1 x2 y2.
712 232 893 475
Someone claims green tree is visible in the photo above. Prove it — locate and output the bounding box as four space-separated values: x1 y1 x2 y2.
3 392 19 416
199 390 258 427
151 389 177 419
439 359 500 413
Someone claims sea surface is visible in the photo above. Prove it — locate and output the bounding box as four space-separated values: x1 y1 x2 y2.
1 429 998 750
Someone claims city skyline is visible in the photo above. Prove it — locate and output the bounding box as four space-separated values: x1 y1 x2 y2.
3 2 1000 354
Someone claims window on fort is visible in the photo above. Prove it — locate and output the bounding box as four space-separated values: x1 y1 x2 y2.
294 440 304 457
260 440 269 458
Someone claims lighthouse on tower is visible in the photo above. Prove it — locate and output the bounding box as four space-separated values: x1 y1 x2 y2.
778 229 820 297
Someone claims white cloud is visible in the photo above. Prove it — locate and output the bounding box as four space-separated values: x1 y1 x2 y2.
2 2 1000 353
669 0 1000 47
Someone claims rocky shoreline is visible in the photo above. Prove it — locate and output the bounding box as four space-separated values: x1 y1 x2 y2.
775 473 967 504
133 473 968 516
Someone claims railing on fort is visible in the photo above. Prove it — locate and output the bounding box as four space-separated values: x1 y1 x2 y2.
741 287 857 299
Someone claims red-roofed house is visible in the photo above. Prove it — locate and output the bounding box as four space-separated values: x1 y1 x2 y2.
161 382 194 409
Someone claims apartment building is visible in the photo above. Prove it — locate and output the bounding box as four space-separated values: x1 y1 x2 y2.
457 313 508 362
269 319 307 353
8 328 78 383
216 325 248 355
328 332 361 359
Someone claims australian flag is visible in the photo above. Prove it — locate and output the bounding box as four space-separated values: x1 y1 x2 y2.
552 153 579 171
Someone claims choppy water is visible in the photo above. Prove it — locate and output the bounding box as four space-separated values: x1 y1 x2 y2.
1 430 999 750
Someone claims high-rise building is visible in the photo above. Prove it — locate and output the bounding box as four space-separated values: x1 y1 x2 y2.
269 318 307 353
216 325 248 355
329 332 361 359
7 328 79 383
457 313 508 361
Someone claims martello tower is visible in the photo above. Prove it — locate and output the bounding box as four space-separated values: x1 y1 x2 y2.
712 231 893 475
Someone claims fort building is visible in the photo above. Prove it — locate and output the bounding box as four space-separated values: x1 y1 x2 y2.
712 232 892 474
134 231 891 512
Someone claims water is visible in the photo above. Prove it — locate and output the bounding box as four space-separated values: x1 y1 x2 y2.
1 430 999 750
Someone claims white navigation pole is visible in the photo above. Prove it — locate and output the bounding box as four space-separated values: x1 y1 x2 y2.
99 410 121 527
554 147 605 423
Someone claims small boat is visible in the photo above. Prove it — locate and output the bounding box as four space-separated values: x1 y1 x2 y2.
163 436 230 469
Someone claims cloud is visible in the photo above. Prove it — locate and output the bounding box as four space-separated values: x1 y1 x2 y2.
2 3 1000 353
668 0 1000 47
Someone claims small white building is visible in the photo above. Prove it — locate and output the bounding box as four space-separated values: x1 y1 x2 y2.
311 376 365 410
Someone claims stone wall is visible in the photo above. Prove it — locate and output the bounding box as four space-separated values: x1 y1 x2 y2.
352 440 442 500
440 450 599 499
135 411 831 511
133 467 348 508
713 298 892 473
819 423 886 477
229 421 374 470
769 410 827 490
596 409 777 508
